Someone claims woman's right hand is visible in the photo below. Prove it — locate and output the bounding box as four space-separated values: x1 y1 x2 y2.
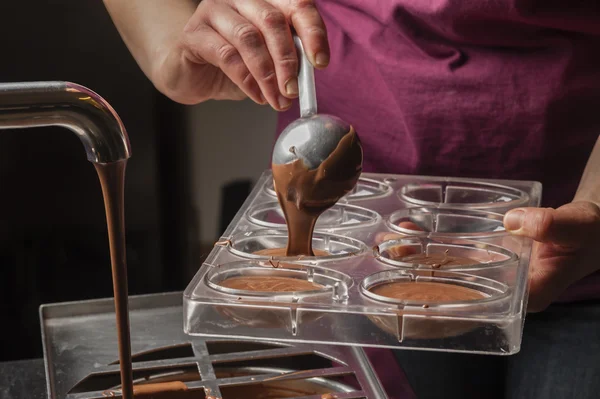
151 0 329 110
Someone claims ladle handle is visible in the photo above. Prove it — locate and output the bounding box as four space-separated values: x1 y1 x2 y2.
294 36 317 117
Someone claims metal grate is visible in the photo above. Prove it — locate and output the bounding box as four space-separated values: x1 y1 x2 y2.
40 292 386 399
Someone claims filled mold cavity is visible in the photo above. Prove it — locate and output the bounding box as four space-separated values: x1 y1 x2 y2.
246 201 380 230
386 207 506 237
205 261 352 329
265 175 392 201
398 181 528 209
227 229 368 260
360 269 509 340
206 262 352 299
375 236 517 270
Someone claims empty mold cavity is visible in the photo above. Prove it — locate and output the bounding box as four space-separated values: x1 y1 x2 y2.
399 181 528 209
265 176 391 201
246 201 380 230
375 236 517 270
387 207 506 237
228 229 368 261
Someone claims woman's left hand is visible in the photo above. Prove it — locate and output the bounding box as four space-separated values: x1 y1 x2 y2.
504 201 600 312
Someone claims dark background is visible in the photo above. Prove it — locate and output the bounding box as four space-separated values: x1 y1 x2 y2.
0 2 202 360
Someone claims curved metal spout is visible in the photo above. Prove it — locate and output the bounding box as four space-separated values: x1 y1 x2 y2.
0 81 131 163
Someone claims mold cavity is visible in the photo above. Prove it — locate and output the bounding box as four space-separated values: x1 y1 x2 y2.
375 237 517 270
246 202 380 230
399 181 528 209
387 208 506 237
265 175 390 201
206 340 284 355
109 343 195 364
228 229 367 261
68 365 200 394
206 262 353 299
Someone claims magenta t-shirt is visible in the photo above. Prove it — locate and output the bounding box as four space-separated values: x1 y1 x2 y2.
277 0 600 303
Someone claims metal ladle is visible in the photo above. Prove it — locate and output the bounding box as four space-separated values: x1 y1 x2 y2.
271 36 362 170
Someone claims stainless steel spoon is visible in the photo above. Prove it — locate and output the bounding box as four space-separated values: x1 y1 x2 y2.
272 36 362 171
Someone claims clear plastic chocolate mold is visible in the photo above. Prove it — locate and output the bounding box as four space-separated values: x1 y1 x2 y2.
227 229 368 261
398 181 529 210
246 201 381 230
386 207 506 238
265 176 392 201
360 269 510 340
374 236 518 271
184 171 542 355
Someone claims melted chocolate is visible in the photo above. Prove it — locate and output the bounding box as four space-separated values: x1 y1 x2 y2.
95 161 133 399
220 276 324 292
253 248 330 257
370 281 487 303
397 253 479 268
272 127 362 256
132 382 190 399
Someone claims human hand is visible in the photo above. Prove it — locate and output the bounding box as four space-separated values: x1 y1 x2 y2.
153 0 329 109
503 201 600 312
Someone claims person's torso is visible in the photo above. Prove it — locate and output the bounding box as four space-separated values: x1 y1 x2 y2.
277 0 600 208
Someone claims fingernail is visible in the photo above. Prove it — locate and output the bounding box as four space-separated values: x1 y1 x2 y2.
505 209 525 232
258 93 267 104
278 94 291 110
285 78 298 97
315 52 329 67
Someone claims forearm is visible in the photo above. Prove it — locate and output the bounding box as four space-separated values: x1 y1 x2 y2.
574 135 600 205
103 0 198 82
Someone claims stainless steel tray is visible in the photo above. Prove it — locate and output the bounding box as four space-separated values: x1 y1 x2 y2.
40 292 387 399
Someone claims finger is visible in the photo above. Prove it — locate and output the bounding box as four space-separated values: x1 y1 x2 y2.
182 25 265 104
236 0 299 98
386 244 419 259
526 243 579 312
208 3 291 110
503 202 600 247
272 0 330 68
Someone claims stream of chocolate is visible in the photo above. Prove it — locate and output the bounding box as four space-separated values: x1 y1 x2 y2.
95 160 134 399
272 127 362 256
253 248 330 257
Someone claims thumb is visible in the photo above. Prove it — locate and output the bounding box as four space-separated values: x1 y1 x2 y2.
503 202 600 247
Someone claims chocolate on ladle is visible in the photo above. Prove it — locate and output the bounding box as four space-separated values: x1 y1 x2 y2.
272 127 362 256
271 37 363 257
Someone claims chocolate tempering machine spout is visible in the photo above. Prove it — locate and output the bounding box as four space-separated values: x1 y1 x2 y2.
0 81 131 163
